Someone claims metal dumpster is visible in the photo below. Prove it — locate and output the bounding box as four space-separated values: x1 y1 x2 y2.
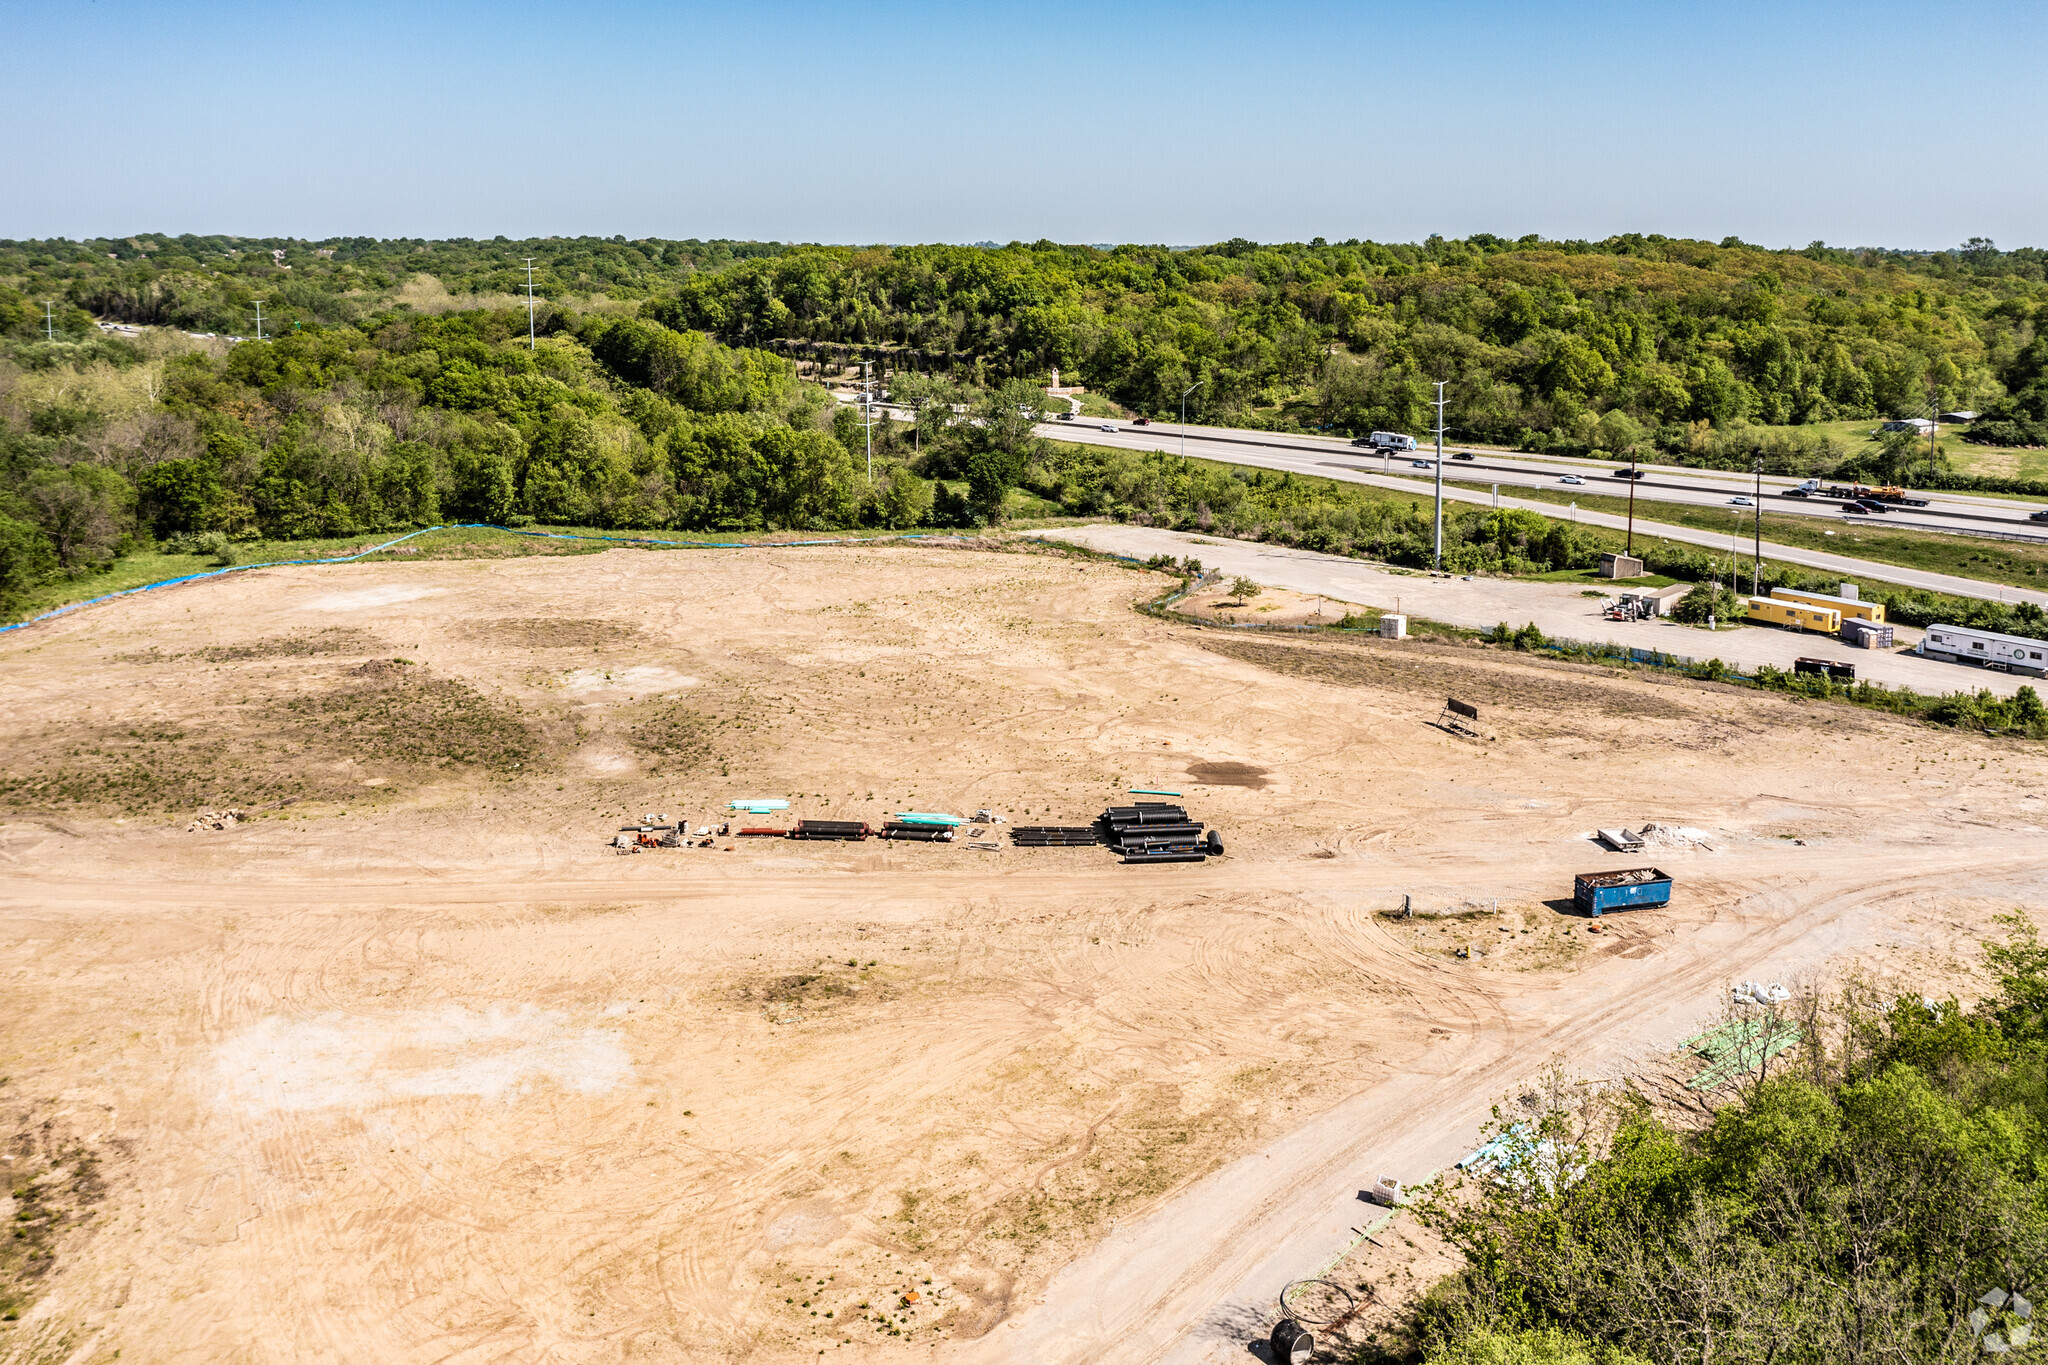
1574 867 1673 916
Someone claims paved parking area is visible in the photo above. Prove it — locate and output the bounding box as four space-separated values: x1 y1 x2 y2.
1036 523 2036 699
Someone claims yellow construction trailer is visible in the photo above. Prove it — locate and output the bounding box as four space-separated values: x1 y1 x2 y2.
1769 586 1885 623
1746 597 1842 633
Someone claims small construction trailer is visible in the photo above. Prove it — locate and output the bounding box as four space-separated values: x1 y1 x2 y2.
1574 867 1674 917
1745 597 1842 634
1770 585 1885 624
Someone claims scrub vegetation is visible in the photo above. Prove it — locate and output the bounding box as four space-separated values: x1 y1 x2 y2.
1405 914 2048 1365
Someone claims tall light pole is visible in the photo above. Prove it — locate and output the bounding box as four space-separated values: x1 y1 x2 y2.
1431 380 1448 569
1752 455 1763 596
522 259 539 350
1624 452 1639 557
251 300 266 341
43 302 55 341
857 360 879 481
1180 378 1204 470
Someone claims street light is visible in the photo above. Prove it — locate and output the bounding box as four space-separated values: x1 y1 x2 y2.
1180 379 1205 469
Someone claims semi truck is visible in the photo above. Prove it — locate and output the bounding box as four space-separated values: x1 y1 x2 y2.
1818 483 1930 506
1349 430 1419 452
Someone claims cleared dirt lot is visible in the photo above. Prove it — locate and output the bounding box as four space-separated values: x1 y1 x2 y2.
2 542 2045 1364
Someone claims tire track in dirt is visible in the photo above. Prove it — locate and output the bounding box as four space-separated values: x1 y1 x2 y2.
960 851 2048 1365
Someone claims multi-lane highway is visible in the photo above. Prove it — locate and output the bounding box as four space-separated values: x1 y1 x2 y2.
1031 417 2048 540
1004 417 2048 608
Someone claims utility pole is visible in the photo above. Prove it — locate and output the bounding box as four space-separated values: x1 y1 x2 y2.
1752 455 1763 596
858 360 878 481
1624 453 1638 556
1180 379 1204 470
522 259 539 350
251 300 266 341
1927 380 1941 477
1431 380 1447 569
43 302 55 341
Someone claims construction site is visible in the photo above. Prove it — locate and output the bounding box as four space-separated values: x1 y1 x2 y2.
1 539 2044 1365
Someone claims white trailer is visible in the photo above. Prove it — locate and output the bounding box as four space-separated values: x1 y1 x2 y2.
1920 624 2048 678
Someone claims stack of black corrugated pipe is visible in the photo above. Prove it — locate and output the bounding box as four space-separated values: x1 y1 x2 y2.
791 820 872 841
1009 825 1104 847
1100 803 1224 864
882 821 955 842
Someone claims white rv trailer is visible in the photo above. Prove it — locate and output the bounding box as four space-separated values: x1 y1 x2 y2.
1920 624 2048 678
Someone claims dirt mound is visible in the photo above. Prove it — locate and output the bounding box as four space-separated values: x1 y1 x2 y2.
1187 760 1270 789
197 628 386 662
462 617 642 649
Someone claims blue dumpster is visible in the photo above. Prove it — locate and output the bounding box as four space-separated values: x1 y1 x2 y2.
1574 867 1673 917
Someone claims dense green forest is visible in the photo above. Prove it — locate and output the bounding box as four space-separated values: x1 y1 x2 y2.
1410 914 2048 1365
3 231 2046 619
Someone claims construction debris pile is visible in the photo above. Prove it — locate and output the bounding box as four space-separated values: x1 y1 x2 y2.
1682 1015 1802 1090
599 798 1222 864
187 808 248 832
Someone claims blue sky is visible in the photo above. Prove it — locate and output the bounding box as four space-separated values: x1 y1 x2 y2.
8 0 2043 249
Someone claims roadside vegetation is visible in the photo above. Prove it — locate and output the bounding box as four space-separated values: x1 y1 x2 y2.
1399 914 2048 1365
1436 474 2048 589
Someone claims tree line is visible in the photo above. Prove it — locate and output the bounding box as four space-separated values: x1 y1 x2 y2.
5 231 2045 465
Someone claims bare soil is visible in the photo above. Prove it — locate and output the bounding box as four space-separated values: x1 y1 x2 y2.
1 541 2043 1365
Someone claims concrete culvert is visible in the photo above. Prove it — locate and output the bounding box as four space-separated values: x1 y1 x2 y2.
1205 830 1223 856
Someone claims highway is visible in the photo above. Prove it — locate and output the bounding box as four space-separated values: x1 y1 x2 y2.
1030 417 2048 541
1012 418 2048 608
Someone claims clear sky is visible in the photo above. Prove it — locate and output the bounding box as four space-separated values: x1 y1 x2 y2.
8 0 2043 250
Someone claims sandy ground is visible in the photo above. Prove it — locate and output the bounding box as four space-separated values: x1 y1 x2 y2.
1 541 2045 1365
1037 523 2046 699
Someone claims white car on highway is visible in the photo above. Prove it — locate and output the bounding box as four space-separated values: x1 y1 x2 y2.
1731 496 1755 506
1411 459 1433 468
1099 423 1116 432
1560 474 1585 485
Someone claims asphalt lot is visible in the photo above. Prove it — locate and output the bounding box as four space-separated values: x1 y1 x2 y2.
1034 523 2038 699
